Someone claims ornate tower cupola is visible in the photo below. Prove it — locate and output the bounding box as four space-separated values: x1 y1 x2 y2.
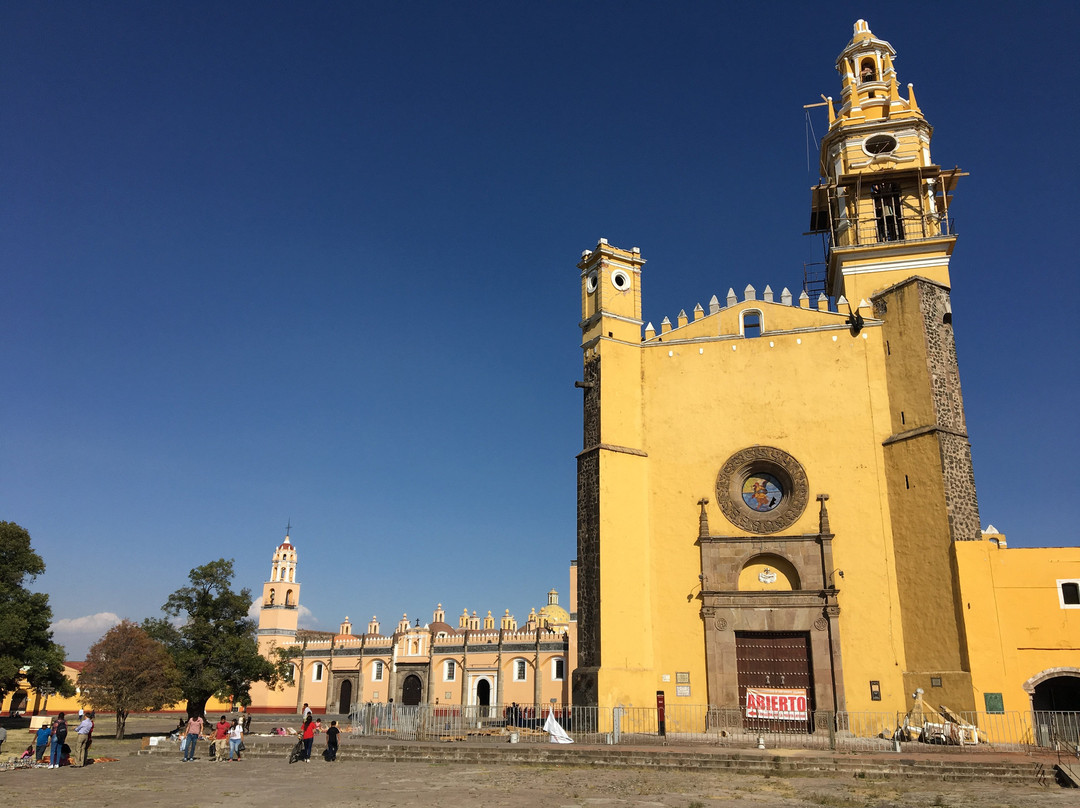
812 20 964 304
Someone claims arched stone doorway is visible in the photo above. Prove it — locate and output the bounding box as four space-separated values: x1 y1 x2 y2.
339 679 353 715
1028 670 1080 712
8 691 27 716
401 674 423 706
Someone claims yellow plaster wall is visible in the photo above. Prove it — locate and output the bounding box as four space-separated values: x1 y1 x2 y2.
591 312 917 714
956 540 1080 714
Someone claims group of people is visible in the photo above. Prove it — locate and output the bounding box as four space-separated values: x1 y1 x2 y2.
296 703 340 763
12 710 95 768
174 704 340 763
179 714 245 762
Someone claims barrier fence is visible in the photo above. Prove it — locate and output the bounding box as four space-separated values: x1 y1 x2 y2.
347 702 1080 755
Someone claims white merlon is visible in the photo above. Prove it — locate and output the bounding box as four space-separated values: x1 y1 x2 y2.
781 287 792 305
693 303 704 319
678 309 687 319
985 524 999 534
799 291 809 305
744 284 757 301
837 295 848 307
859 299 869 309
709 295 720 315
763 285 774 303
599 237 608 245
727 288 737 307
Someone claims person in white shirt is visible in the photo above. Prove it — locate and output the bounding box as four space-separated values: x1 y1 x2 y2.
228 718 244 761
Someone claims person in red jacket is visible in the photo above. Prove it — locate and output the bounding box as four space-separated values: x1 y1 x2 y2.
300 715 316 762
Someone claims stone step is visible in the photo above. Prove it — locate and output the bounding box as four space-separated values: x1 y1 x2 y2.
141 739 1056 786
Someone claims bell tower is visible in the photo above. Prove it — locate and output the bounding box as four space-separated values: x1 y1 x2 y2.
257 530 300 651
574 238 653 707
812 20 964 304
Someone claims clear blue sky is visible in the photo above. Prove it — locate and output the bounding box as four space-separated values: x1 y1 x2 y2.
3 2 1077 658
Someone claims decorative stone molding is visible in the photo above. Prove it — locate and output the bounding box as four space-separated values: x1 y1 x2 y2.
715 446 809 534
1021 667 1080 695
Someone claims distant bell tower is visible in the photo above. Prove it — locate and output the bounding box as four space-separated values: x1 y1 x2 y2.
257 530 300 649
811 19 964 304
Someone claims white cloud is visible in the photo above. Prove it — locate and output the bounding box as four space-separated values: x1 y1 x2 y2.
51 612 122 634
50 612 123 660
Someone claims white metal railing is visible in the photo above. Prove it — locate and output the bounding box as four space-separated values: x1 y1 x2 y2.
343 703 1080 754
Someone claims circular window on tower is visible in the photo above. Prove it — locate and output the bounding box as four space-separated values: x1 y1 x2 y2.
610 268 631 291
863 134 898 156
586 271 598 293
716 447 809 534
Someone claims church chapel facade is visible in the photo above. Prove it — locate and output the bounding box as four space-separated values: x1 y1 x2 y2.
572 21 1080 720
248 534 574 714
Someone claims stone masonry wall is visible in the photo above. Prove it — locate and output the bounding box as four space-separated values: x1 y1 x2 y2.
918 281 981 541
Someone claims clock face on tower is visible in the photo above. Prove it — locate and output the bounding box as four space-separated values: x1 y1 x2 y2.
863 133 898 155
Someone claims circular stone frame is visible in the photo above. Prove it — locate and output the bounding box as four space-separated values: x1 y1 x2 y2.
715 446 809 534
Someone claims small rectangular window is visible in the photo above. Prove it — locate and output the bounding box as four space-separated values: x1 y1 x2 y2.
514 659 527 681
373 660 384 681
445 660 456 681
552 659 565 681
1060 580 1080 608
313 662 324 683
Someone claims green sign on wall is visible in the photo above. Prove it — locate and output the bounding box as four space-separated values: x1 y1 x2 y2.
984 692 1004 714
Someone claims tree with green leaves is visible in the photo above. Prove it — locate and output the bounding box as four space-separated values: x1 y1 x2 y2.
0 521 74 707
143 558 280 718
79 620 182 738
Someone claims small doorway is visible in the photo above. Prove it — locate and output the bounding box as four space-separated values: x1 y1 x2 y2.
339 679 353 715
476 678 492 716
401 674 423 706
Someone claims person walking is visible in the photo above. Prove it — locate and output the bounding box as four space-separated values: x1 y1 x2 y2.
182 714 204 762
300 715 316 762
213 716 230 762
325 720 340 762
73 713 93 767
49 713 67 768
228 717 243 761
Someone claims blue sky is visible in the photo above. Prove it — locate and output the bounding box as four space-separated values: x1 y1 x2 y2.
3 2 1077 658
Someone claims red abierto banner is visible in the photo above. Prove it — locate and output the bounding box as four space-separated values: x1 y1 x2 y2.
744 688 808 720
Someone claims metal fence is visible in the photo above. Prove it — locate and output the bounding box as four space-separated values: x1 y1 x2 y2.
346 702 1080 755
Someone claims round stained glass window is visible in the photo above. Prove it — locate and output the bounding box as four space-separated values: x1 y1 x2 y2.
742 473 783 512
715 446 809 534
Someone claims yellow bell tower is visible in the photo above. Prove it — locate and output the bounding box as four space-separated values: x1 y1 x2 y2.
257 530 300 652
812 20 964 304
574 239 654 706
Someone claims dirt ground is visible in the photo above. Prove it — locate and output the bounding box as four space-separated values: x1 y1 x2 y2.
2 716 1074 808
3 753 1077 808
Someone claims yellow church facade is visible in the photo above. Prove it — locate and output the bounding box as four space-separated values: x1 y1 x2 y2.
571 20 1080 725
249 535 574 714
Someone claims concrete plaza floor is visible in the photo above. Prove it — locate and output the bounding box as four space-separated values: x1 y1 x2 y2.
3 752 1077 808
